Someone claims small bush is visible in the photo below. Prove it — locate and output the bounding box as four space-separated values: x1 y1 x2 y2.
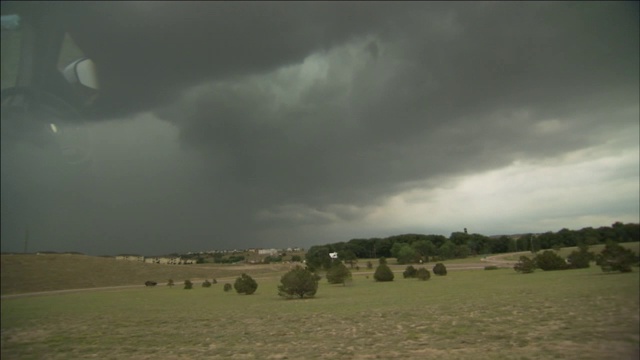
514 256 536 274
567 244 594 269
535 250 568 271
416 267 431 281
223 283 232 292
366 261 373 269
184 280 193 290
433 263 447 276
278 265 319 299
596 242 637 273
484 266 499 270
167 279 174 287
234 273 258 295
212 278 218 284
403 265 417 278
326 261 352 285
144 281 157 287
374 263 394 282
202 279 212 288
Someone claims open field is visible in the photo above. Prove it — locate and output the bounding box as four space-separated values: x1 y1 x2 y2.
500 242 640 261
2 265 639 359
0 254 297 296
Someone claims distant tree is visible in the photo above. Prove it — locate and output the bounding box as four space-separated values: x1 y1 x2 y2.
167 279 174 287
396 244 419 264
374 263 394 282
438 240 457 260
326 261 352 285
305 246 333 271
403 265 417 278
433 263 447 276
339 250 358 268
212 278 217 284
196 257 205 264
184 280 193 289
223 283 232 292
416 267 431 280
202 279 212 288
278 265 319 299
234 273 258 295
378 257 388 265
291 255 302 262
366 261 373 269
535 250 568 271
566 244 594 269
514 256 536 274
596 242 637 273
412 240 436 262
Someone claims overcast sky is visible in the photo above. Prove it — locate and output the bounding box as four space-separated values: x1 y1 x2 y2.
1 2 638 255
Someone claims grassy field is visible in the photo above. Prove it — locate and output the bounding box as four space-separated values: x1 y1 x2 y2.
0 254 295 295
2 265 638 359
501 242 640 261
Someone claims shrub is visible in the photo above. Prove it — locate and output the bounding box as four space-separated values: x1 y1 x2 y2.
234 273 258 295
144 281 157 287
366 261 373 269
484 266 499 270
167 279 174 287
378 257 387 265
326 261 352 285
535 250 568 271
566 244 594 269
416 267 431 281
403 265 417 278
596 242 637 273
291 255 302 262
433 263 447 276
184 280 193 289
212 278 217 284
223 283 232 292
278 265 319 299
202 279 212 288
374 263 394 282
514 256 536 274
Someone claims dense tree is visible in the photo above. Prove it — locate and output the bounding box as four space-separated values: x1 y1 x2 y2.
433 263 447 276
223 283 232 292
374 262 394 282
535 250 568 271
412 240 436 261
305 246 332 271
184 280 193 289
596 242 637 273
290 255 302 262
416 267 431 280
514 256 536 274
338 250 358 268
566 244 594 269
403 265 417 278
326 261 352 285
394 244 419 264
438 240 457 260
234 273 258 295
278 265 319 299
202 279 212 287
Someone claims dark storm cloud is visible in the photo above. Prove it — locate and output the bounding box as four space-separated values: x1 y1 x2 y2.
157 2 638 215
1 2 638 254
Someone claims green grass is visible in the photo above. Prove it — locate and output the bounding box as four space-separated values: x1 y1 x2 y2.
0 254 294 295
2 267 638 359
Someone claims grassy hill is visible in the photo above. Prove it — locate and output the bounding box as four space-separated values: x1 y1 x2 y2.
0 254 293 295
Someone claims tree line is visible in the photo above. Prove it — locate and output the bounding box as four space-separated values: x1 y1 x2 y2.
306 222 639 269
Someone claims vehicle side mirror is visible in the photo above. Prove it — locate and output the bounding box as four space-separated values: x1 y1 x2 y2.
63 58 99 90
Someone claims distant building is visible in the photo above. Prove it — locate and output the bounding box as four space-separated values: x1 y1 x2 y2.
258 249 278 256
115 255 144 262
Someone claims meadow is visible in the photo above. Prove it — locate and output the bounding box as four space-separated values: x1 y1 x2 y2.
2 263 639 359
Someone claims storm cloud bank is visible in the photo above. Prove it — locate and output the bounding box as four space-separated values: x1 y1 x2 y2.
2 2 638 255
